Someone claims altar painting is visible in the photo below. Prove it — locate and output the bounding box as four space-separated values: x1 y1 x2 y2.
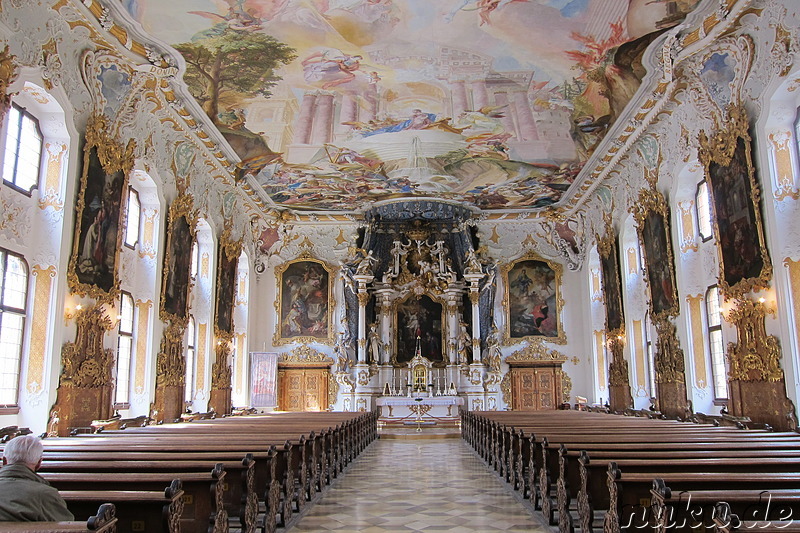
503 254 564 344
640 208 678 318
599 234 624 333
215 245 239 334
161 212 194 321
395 295 443 365
275 258 334 345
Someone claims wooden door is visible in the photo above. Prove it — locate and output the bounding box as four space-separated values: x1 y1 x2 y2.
278 368 329 412
510 363 562 411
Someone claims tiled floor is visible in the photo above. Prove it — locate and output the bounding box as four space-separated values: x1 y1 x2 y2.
289 438 550 532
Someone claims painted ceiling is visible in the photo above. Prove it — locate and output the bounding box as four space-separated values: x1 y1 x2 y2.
122 0 701 212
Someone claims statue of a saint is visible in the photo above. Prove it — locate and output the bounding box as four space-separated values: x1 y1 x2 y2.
457 321 471 364
356 249 378 276
367 322 381 364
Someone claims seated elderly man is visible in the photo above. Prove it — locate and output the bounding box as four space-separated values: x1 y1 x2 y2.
0 434 74 521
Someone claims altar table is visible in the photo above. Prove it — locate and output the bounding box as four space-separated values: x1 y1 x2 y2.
376 396 464 422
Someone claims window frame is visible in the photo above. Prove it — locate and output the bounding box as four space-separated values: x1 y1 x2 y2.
0 248 29 413
2 103 43 196
695 180 713 243
705 285 729 403
185 316 196 404
113 291 135 409
124 187 141 250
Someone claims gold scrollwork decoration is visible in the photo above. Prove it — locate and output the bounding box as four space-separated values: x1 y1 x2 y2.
159 194 199 325
278 344 335 366
500 250 566 345
697 104 772 299
210 328 234 391
273 254 336 346
328 372 339 409
505 342 567 364
631 187 680 320
0 45 18 126
59 305 116 388
652 315 686 384
726 299 784 382
67 114 136 304
560 370 573 404
500 372 512 407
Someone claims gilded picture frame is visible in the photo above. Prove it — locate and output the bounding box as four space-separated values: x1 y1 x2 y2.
159 194 198 324
597 221 625 335
698 105 772 298
215 229 242 335
273 253 336 346
632 188 679 320
501 251 566 345
68 115 135 303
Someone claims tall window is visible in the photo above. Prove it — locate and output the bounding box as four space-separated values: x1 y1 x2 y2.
191 242 199 279
0 249 28 407
124 188 141 248
644 312 657 399
695 181 713 242
706 286 728 401
185 317 196 403
114 292 135 407
2 104 42 193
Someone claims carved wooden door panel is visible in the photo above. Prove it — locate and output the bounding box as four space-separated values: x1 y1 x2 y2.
512 368 537 411
510 364 562 411
278 368 329 412
537 368 555 410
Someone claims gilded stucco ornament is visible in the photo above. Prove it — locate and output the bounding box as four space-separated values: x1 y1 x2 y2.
279 344 335 365
726 299 784 382
0 45 18 126
652 315 686 384
155 321 187 388
59 305 115 388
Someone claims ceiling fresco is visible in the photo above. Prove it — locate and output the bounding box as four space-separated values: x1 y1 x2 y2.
122 0 701 212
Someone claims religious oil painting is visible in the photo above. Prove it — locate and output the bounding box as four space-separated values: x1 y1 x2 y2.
640 208 678 318
161 211 194 321
69 143 128 301
215 245 239 334
599 234 624 333
274 258 334 345
122 0 702 211
502 253 565 344
395 295 444 366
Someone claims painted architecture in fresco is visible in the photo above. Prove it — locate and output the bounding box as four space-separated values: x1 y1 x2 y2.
124 0 700 211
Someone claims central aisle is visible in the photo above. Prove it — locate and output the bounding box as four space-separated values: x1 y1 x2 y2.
291 438 549 532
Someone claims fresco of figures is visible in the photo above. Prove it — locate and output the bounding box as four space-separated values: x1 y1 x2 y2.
124 0 701 210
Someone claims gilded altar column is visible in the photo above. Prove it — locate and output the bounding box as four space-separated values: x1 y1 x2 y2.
444 288 462 364
376 288 393 364
354 274 373 363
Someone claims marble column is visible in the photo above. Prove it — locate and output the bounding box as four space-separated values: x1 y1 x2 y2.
354 274 373 363
464 273 484 363
512 90 539 141
444 288 462 364
310 93 335 145
472 80 489 110
450 80 468 117
492 92 518 139
292 92 317 145
377 288 394 365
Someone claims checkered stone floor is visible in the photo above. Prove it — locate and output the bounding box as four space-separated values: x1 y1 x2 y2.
289 438 549 532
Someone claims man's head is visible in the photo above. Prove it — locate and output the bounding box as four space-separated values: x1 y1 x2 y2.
2 434 44 471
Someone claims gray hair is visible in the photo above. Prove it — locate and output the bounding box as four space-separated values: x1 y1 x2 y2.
3 434 44 466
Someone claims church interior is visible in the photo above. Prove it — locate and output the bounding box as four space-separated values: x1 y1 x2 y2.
1 0 800 530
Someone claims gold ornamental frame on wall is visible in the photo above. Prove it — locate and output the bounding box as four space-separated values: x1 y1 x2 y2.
159 194 199 325
215 225 243 335
596 214 625 338
632 188 680 321
697 104 772 299
501 251 566 345
67 114 135 304
273 252 336 346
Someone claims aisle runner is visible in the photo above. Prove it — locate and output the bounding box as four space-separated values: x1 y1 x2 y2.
291 439 548 532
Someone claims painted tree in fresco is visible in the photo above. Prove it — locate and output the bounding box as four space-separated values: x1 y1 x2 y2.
175 29 296 124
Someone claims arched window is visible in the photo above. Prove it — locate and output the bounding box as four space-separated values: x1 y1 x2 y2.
124 187 141 248
705 286 728 401
644 312 656 399
0 248 28 408
185 316 196 404
114 292 135 407
695 181 713 242
2 104 42 193
191 242 199 280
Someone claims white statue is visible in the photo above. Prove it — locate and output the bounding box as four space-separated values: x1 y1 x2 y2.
367 322 381 364
356 249 378 276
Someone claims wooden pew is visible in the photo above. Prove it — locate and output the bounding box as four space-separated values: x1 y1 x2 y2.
61 480 183 533
0 503 116 533
713 502 800 533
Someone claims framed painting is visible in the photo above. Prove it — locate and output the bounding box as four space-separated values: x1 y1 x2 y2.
250 352 278 408
68 116 134 302
501 251 565 344
698 105 772 298
274 256 335 345
598 228 624 334
633 188 679 319
160 195 197 323
394 294 445 366
215 237 240 335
